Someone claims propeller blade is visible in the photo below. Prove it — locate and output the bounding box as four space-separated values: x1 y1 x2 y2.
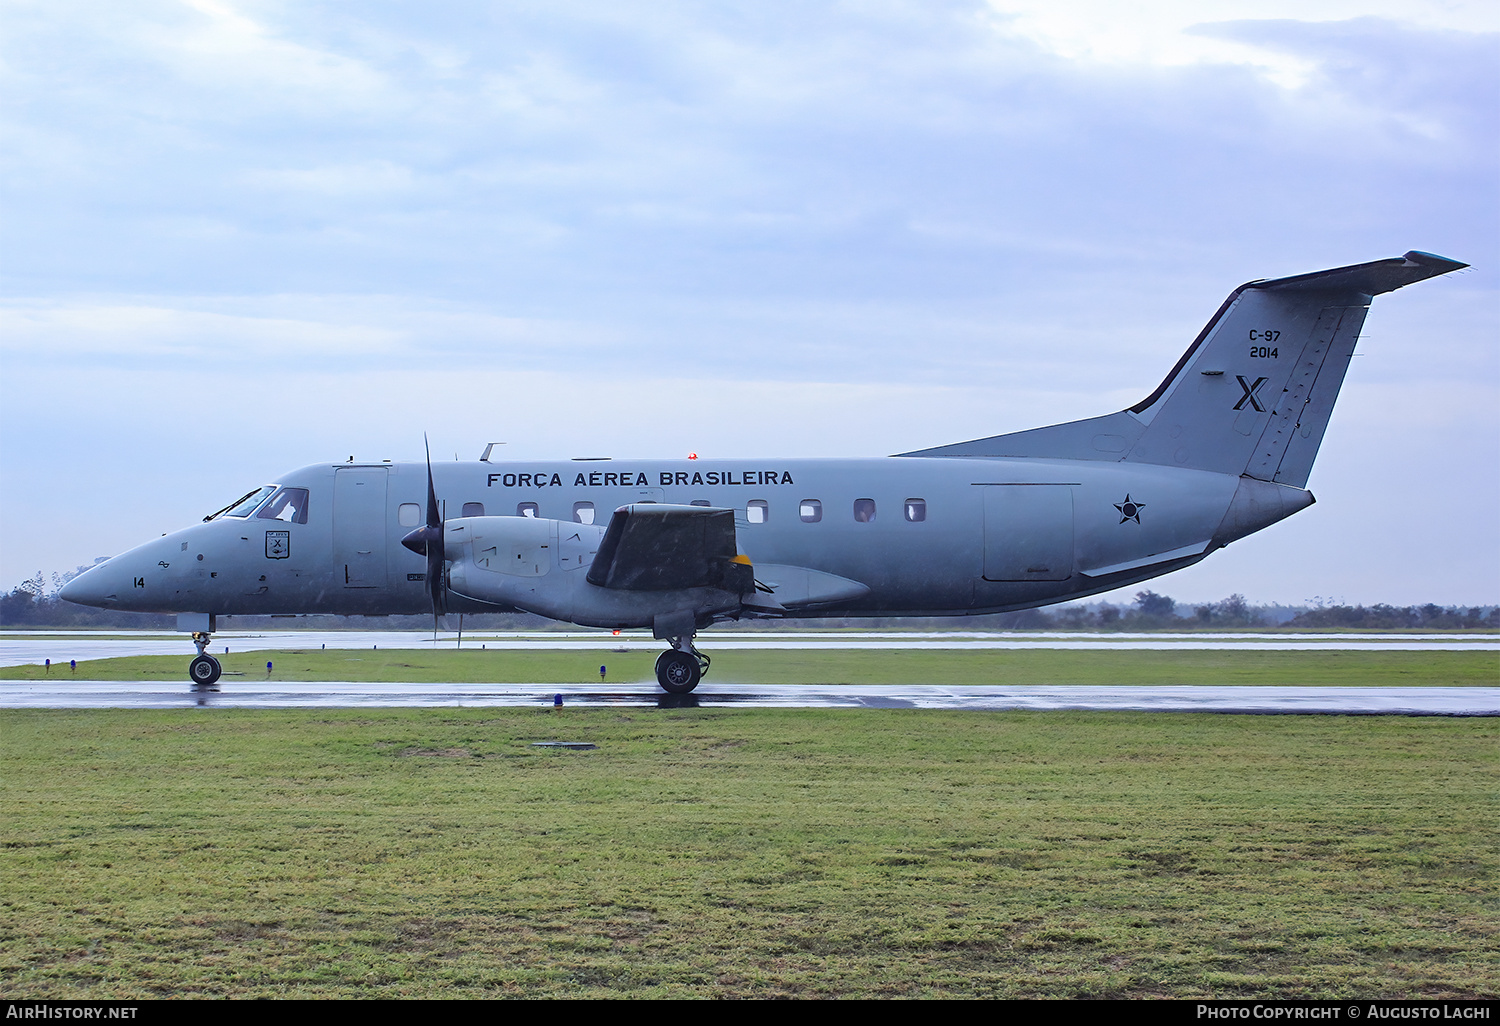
425 438 446 617
425 435 440 535
400 434 448 626
428 507 446 616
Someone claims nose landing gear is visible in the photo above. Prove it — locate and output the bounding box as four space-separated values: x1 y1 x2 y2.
188 630 221 689
655 637 710 694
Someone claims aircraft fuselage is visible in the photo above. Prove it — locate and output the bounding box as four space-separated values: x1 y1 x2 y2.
65 455 1295 619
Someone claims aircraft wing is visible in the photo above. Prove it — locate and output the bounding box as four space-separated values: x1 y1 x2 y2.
586 504 752 593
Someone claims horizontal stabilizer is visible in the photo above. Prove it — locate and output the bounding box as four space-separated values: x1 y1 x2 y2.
1249 251 1467 296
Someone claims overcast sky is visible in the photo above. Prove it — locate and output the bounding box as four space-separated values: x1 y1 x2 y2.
2 0 1496 607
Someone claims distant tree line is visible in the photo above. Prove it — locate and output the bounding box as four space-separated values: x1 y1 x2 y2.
1283 602 1499 630
780 593 1498 630
2 573 175 629
3 573 1495 631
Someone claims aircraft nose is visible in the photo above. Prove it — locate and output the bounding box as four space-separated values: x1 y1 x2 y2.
60 563 119 608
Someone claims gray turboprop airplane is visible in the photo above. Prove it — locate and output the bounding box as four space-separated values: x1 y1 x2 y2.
62 251 1466 693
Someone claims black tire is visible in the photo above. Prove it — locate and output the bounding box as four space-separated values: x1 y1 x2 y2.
189 655 222 687
655 650 701 694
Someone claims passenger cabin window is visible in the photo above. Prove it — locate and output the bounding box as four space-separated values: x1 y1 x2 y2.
398 503 421 527
255 487 309 525
800 499 822 523
462 502 484 517
904 498 927 522
690 500 711 507
517 502 539 518
853 498 876 523
746 499 768 524
572 501 595 525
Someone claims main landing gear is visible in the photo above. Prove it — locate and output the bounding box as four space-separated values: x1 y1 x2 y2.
188 630 221 689
655 637 711 695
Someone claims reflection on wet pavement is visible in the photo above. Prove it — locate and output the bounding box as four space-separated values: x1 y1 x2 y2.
3 629 1496 669
2 680 1495 715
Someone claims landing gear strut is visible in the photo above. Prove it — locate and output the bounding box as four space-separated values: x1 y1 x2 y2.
188 630 221 689
655 638 710 695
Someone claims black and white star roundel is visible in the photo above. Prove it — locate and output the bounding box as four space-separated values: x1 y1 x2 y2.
1114 494 1145 524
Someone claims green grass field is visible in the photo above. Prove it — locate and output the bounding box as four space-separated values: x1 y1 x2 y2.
2 704 1496 999
3 646 1497 685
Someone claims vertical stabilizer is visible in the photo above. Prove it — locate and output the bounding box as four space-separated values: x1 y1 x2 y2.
898 252 1466 478
1121 251 1465 486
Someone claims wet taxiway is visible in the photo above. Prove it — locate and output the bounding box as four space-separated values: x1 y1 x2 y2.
2 629 1495 667
3 680 1495 714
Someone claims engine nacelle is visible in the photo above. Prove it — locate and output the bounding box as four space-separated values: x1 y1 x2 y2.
443 515 744 630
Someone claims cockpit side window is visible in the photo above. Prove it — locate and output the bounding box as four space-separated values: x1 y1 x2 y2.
205 485 276 522
255 487 310 525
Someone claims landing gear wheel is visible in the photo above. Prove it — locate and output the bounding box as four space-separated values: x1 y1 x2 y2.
189 654 222 688
655 650 701 694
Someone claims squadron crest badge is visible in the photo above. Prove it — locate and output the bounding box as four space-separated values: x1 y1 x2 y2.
265 531 290 559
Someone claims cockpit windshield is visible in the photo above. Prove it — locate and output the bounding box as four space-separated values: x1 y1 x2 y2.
255 487 310 525
204 485 276 522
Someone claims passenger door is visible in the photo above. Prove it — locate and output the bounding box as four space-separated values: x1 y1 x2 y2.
333 467 388 588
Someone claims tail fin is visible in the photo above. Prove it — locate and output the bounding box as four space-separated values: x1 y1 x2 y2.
1123 250 1466 485
901 251 1467 486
